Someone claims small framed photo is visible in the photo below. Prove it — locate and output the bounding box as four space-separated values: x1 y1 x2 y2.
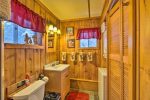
67 39 75 48
48 39 54 48
66 27 74 36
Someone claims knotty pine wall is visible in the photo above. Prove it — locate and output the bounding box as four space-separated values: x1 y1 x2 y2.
60 18 101 91
4 0 60 99
137 0 150 99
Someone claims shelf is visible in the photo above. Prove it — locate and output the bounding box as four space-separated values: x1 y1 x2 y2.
70 78 98 83
4 44 44 49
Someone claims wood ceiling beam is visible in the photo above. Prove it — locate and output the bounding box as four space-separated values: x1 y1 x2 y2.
88 0 91 18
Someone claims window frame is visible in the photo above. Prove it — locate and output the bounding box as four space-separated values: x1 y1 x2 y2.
78 39 100 50
4 21 44 49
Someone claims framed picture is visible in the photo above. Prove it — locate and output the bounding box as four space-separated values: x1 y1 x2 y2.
67 39 75 48
48 39 54 48
66 27 74 36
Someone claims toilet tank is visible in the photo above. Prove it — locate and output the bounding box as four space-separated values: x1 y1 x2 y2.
12 80 46 100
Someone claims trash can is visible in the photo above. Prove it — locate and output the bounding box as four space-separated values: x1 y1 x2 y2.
44 92 61 100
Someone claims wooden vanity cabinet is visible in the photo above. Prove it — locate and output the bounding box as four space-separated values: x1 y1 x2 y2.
44 68 70 100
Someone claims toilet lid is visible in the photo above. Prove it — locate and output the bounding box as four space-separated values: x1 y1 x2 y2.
12 80 45 99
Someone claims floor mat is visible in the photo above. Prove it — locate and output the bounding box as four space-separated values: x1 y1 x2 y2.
66 91 89 100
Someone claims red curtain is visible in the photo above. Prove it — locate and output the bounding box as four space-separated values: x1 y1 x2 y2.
77 28 101 39
11 0 46 33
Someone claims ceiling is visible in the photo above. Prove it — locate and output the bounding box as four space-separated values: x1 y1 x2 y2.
39 0 106 20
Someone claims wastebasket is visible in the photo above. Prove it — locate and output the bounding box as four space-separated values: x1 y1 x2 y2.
44 92 61 100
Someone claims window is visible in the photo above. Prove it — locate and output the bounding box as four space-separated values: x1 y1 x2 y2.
80 38 97 48
77 28 100 48
4 21 42 45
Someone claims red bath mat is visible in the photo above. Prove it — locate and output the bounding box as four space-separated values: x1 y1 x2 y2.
66 91 89 100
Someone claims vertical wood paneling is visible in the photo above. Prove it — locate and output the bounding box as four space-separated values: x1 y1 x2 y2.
26 49 34 75
34 2 41 15
33 49 41 74
16 49 26 82
40 50 45 72
4 49 16 86
4 0 59 99
139 0 150 100
25 0 34 11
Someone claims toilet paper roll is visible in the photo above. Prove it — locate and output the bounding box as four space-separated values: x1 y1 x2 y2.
42 76 49 83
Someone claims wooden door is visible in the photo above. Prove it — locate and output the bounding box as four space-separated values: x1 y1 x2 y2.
107 1 135 100
137 0 150 100
108 2 123 100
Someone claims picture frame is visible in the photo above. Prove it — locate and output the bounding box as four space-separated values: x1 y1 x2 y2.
48 39 54 48
67 39 75 48
66 27 74 36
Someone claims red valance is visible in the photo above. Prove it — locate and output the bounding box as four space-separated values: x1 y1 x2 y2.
77 28 101 39
11 0 46 33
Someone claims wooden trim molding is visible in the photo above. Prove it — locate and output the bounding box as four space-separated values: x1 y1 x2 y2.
4 44 44 49
70 78 98 83
60 16 101 22
0 20 4 100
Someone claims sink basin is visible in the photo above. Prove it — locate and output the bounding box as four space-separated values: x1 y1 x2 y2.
44 64 69 71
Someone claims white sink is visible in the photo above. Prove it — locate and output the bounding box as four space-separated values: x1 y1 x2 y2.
44 64 69 71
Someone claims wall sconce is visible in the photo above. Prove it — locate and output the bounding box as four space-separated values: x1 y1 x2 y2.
48 24 61 35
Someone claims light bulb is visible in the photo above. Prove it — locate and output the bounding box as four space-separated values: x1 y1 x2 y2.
49 24 53 31
50 31 54 34
57 29 61 34
53 27 57 33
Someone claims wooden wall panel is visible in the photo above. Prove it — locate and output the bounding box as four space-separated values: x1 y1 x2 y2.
4 0 60 99
17 0 59 25
25 0 34 11
4 49 16 86
40 50 45 72
33 49 41 74
34 2 41 15
15 49 26 82
26 49 34 75
60 18 100 91
139 0 150 100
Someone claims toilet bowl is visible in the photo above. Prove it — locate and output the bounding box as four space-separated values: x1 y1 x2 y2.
12 78 48 100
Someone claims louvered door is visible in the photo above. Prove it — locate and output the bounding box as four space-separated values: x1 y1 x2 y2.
122 3 129 100
108 3 123 100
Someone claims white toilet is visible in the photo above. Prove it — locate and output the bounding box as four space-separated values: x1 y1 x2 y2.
12 78 48 100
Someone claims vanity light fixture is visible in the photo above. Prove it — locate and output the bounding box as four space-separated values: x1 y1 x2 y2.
48 24 61 35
